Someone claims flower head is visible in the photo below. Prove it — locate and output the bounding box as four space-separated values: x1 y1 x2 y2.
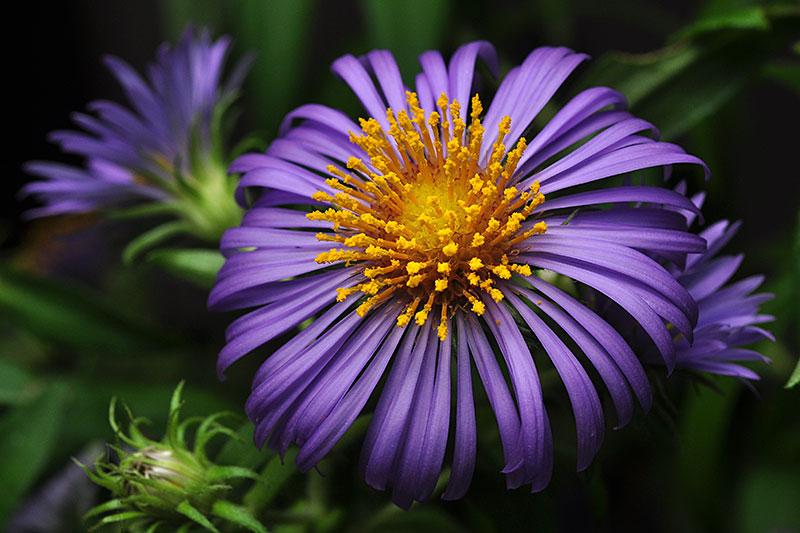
668 191 773 378
22 26 250 243
211 43 708 507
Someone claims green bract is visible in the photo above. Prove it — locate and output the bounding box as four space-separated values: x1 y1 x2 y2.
76 382 268 533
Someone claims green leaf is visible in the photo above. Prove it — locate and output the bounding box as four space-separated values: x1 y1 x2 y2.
122 221 190 265
738 466 800 533
0 382 69 522
763 60 800 94
0 358 35 405
0 267 176 353
233 0 316 129
146 248 224 288
176 500 220 533
212 500 269 533
786 356 800 388
576 7 799 140
672 5 770 41
360 0 450 76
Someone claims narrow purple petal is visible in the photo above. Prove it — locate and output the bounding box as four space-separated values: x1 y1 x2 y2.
367 50 408 114
442 313 477 500
331 54 392 131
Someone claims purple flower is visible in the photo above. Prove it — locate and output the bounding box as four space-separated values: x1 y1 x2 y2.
211 43 708 507
22 26 250 242
669 191 773 379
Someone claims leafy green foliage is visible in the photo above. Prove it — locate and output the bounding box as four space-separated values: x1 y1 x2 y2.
0 267 176 353
0 382 68 522
577 4 799 140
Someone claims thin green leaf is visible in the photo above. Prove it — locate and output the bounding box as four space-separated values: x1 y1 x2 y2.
176 500 220 533
763 60 800 94
122 221 190 265
0 382 68 522
0 267 176 353
233 0 316 128
0 358 35 405
145 521 165 533
146 248 224 288
577 8 799 139
786 357 800 389
95 510 149 525
212 500 269 533
359 0 450 76
672 5 770 41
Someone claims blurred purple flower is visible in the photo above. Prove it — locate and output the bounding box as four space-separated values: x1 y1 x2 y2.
22 26 250 241
211 42 708 507
5 443 102 533
669 191 773 379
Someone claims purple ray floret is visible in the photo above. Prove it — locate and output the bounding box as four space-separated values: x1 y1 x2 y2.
211 42 709 508
670 206 773 379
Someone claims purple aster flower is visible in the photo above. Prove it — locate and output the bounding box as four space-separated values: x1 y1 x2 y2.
210 43 709 508
668 190 773 379
22 26 250 242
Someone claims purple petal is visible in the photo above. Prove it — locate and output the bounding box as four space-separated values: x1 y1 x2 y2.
442 314 477 500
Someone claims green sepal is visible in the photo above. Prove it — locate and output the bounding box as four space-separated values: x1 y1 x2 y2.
122 221 190 264
83 498 124 519
786 356 800 389
94 510 149 526
176 500 221 533
167 381 187 448
206 465 265 484
146 248 224 288
195 426 241 463
212 500 269 533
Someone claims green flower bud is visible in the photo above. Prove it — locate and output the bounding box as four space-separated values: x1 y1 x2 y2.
77 382 268 532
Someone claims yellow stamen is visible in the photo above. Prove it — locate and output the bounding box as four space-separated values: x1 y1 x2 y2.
307 91 547 326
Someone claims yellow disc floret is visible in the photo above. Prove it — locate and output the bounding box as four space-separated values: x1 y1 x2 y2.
308 91 547 340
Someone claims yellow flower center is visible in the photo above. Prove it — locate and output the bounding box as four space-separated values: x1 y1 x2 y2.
308 91 547 340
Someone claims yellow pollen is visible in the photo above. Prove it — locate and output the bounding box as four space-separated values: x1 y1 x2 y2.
442 242 459 256
406 261 426 275
308 91 547 329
